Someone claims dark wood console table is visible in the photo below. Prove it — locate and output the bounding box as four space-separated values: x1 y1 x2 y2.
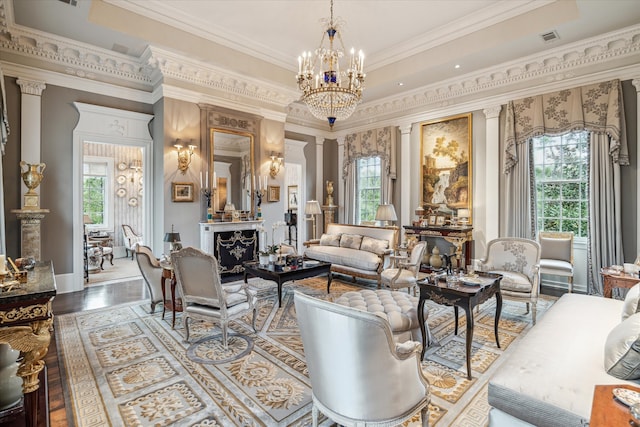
403 225 473 268
0 261 56 427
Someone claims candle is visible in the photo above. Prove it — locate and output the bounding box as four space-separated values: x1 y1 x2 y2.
206 171 209 189
253 175 256 191
213 172 217 189
0 255 5 274
200 171 203 188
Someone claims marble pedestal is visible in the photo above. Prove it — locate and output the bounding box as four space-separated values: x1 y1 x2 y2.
10 209 50 261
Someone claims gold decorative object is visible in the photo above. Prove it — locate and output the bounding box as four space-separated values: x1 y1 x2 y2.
326 181 334 206
19 161 46 208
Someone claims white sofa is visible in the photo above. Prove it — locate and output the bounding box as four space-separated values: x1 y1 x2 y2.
304 223 398 287
488 292 640 426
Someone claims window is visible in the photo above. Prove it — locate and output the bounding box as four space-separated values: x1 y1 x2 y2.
356 156 382 223
532 131 589 238
83 156 114 230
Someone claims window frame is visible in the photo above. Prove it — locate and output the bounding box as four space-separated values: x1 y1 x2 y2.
83 155 114 232
355 156 382 224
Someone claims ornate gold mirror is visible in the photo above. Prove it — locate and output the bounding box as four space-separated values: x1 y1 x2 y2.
209 128 254 216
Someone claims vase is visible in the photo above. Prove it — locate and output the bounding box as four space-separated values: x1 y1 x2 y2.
0 344 22 410
259 255 269 265
429 246 443 269
19 161 46 195
269 254 278 263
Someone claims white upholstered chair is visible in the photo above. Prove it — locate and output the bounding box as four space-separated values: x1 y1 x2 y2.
381 242 427 294
171 247 257 348
538 231 574 293
478 238 541 324
135 245 165 314
294 291 430 427
122 224 143 260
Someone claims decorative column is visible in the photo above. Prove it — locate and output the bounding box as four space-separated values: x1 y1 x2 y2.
633 79 640 257
315 136 324 202
483 105 502 243
399 123 412 244
16 79 46 202
11 209 49 261
336 135 345 224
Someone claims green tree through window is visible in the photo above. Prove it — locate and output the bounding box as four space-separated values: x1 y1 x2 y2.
532 131 589 238
83 176 106 225
356 156 381 223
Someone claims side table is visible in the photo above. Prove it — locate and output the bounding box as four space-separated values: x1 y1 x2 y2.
601 267 640 298
590 384 640 426
160 263 183 328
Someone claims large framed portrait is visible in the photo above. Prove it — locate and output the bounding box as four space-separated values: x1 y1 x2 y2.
171 182 194 202
420 113 472 224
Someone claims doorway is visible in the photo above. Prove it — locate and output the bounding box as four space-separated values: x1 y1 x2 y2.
70 103 153 294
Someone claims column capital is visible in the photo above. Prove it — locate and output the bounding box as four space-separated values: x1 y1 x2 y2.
632 79 640 92
398 123 412 135
315 136 325 146
483 105 502 119
16 79 46 96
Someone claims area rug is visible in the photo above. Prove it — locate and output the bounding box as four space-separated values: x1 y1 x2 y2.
55 276 555 426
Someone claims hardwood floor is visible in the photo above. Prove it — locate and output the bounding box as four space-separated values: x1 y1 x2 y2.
44 278 148 427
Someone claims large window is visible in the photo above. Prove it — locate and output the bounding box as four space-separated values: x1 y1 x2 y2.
356 156 381 223
532 131 589 238
83 156 114 230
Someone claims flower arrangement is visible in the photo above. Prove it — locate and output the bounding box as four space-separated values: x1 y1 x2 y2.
257 221 287 258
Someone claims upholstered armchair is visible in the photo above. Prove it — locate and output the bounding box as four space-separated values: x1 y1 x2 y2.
538 231 574 293
381 242 427 294
171 247 257 348
135 245 164 314
294 291 430 427
478 237 541 324
122 224 143 260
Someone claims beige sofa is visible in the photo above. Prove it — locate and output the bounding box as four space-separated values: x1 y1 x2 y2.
488 292 640 426
304 223 398 287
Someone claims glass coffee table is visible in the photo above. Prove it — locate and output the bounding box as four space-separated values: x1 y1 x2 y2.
243 260 331 308
417 271 502 379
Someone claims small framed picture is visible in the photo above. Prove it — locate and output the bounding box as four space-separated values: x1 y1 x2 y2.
288 185 299 210
172 182 194 202
268 185 280 202
428 215 437 226
436 215 446 226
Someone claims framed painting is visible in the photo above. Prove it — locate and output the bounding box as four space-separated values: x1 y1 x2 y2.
420 113 472 224
436 215 446 226
428 215 437 226
171 182 194 202
288 185 299 210
267 185 280 202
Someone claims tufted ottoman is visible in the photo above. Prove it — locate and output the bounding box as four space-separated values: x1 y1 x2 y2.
334 289 430 345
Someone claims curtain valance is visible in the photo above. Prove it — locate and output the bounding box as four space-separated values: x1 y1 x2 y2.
504 79 628 173
343 126 396 179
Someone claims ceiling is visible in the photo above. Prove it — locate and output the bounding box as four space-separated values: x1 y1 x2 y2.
8 0 640 128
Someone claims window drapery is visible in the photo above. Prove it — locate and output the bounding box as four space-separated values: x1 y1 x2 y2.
342 126 397 224
503 79 628 295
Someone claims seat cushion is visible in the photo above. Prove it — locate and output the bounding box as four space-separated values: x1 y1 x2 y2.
381 268 418 287
334 290 424 334
305 245 381 271
488 270 532 292
540 259 573 275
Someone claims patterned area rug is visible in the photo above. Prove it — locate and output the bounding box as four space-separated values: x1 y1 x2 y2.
55 276 555 426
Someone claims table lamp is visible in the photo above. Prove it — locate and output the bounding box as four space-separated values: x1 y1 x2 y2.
458 208 470 224
164 224 182 252
305 200 322 240
375 204 397 227
224 202 236 221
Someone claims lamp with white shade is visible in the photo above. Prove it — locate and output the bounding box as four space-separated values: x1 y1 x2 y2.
375 204 397 227
305 200 322 240
457 208 470 224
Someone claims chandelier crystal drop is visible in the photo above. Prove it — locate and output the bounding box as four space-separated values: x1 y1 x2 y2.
296 0 365 128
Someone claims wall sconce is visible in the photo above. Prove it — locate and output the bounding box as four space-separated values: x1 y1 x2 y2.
269 151 284 178
174 139 196 174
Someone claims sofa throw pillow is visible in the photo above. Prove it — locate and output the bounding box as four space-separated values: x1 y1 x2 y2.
340 234 363 250
360 236 389 255
622 283 640 321
319 233 341 247
604 312 640 380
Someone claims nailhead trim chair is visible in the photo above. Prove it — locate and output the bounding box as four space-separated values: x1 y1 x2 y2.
538 231 574 293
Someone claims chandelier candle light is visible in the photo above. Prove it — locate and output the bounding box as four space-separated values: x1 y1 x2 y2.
296 0 365 128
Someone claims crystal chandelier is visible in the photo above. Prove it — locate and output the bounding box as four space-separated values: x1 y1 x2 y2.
296 0 365 128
